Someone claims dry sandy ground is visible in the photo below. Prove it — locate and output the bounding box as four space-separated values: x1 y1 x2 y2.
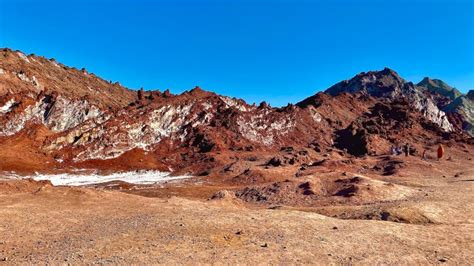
0 155 473 264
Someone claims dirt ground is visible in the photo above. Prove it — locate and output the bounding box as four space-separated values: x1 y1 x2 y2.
0 149 473 264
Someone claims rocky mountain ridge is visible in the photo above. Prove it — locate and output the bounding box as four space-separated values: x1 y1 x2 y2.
415 76 473 136
417 77 462 100
0 49 472 174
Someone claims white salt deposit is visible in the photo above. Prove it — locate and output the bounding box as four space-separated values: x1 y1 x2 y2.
7 171 191 186
0 99 15 114
17 52 30 63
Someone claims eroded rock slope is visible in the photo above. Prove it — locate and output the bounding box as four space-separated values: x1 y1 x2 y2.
0 49 471 173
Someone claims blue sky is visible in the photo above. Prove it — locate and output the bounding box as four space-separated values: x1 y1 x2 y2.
0 0 473 106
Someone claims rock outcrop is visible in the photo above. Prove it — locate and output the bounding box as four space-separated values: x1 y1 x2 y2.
417 77 474 136
0 50 471 173
322 68 453 132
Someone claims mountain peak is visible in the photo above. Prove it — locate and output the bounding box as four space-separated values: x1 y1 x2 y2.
467 90 474 101
325 68 405 97
417 77 462 100
184 86 217 98
380 67 400 77
418 77 447 87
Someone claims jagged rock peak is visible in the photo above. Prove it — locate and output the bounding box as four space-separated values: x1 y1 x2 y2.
325 67 406 97
418 77 447 87
417 77 462 100
0 48 136 108
191 86 203 92
357 67 403 81
258 101 270 109
163 89 172 97
185 86 215 97
467 90 474 101
298 68 454 132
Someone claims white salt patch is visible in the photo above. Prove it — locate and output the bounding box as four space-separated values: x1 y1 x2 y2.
0 99 15 114
220 96 248 112
0 68 5 75
17 52 30 63
309 107 322 122
7 171 191 186
17 72 32 83
51 60 60 68
201 102 213 110
32 76 41 89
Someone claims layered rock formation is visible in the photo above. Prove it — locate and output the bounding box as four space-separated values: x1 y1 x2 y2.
0 49 471 174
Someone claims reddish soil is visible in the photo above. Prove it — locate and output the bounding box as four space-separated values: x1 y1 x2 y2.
1 49 473 263
0 147 472 264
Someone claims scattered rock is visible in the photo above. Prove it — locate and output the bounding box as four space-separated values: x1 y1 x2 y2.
210 190 236 200
267 157 283 167
373 157 405 176
280 146 294 153
298 181 317 195
380 211 391 221
334 185 358 197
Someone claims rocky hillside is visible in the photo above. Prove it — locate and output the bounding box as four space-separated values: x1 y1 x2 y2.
319 68 453 131
0 48 135 108
416 77 474 136
418 77 462 101
0 49 471 174
443 92 474 136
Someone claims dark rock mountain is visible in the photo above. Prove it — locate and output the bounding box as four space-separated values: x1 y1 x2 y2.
443 93 474 136
302 68 453 132
467 90 474 101
416 77 473 136
0 49 471 174
324 68 406 98
417 77 462 101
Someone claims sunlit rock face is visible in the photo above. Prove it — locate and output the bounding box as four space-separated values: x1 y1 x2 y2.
1 49 471 170
48 92 301 161
325 68 453 132
0 95 102 136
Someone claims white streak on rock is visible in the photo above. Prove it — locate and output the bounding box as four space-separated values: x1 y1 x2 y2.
17 52 30 63
0 96 103 136
220 96 248 112
237 112 295 146
0 99 15 114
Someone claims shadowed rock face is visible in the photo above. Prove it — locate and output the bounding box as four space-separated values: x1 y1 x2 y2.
467 90 474 101
417 77 462 101
0 50 471 172
443 94 474 136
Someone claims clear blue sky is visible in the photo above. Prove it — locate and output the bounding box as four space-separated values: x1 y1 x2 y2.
1 0 473 106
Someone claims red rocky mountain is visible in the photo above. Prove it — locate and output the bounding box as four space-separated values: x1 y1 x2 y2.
0 48 471 174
